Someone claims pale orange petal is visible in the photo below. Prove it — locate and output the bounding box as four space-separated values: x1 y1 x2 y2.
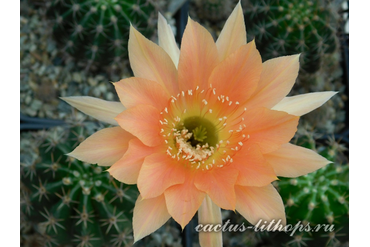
235 184 286 226
271 92 337 116
128 25 179 95
243 108 299 153
68 127 133 166
264 143 331 178
216 1 246 61
158 12 180 67
61 96 124 125
178 17 219 91
208 41 262 105
108 138 157 184
133 195 171 243
198 195 223 247
164 176 206 229
232 144 278 187
194 167 238 210
246 54 300 109
114 77 169 110
138 153 186 199
115 104 161 147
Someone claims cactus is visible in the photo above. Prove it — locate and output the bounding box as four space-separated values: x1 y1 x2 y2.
20 124 138 247
273 130 349 247
278 160 348 226
244 0 339 73
47 0 159 70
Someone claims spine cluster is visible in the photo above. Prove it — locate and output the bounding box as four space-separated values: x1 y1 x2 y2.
21 124 138 247
47 0 159 70
244 0 339 73
275 131 348 246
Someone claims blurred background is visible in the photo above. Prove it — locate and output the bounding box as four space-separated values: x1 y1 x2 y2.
20 0 349 246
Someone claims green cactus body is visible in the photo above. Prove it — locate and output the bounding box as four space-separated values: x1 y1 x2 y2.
47 0 157 69
21 125 138 247
275 134 348 246
244 0 338 73
279 163 348 226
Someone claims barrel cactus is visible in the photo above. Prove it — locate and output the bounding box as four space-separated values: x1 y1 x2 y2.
20 123 138 247
244 0 339 73
274 131 348 247
279 160 348 226
47 0 158 70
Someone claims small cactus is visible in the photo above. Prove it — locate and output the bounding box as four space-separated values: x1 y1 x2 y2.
279 163 348 226
47 0 159 70
244 0 339 73
21 124 138 247
274 131 348 247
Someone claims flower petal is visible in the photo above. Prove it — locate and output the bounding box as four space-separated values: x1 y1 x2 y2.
271 92 337 116
198 195 223 247
216 1 246 61
68 127 133 167
235 184 286 226
243 108 299 153
138 153 186 199
246 54 300 109
128 25 179 95
209 41 262 105
108 138 157 184
194 167 238 210
264 143 331 178
61 96 124 125
165 175 206 229
178 17 219 91
115 104 161 147
232 144 278 187
114 77 169 110
133 195 171 243
158 12 180 68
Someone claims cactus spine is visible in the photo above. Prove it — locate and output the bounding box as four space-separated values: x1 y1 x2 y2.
275 131 348 247
21 124 138 246
47 0 158 70
244 0 339 73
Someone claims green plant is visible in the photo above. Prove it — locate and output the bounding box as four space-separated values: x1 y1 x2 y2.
21 124 138 247
244 0 339 73
47 0 159 70
273 131 348 247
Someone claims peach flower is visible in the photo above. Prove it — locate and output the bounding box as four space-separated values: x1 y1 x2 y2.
63 2 335 246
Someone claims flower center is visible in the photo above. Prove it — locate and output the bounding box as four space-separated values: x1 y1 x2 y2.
183 116 218 147
159 86 249 171
172 116 218 166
